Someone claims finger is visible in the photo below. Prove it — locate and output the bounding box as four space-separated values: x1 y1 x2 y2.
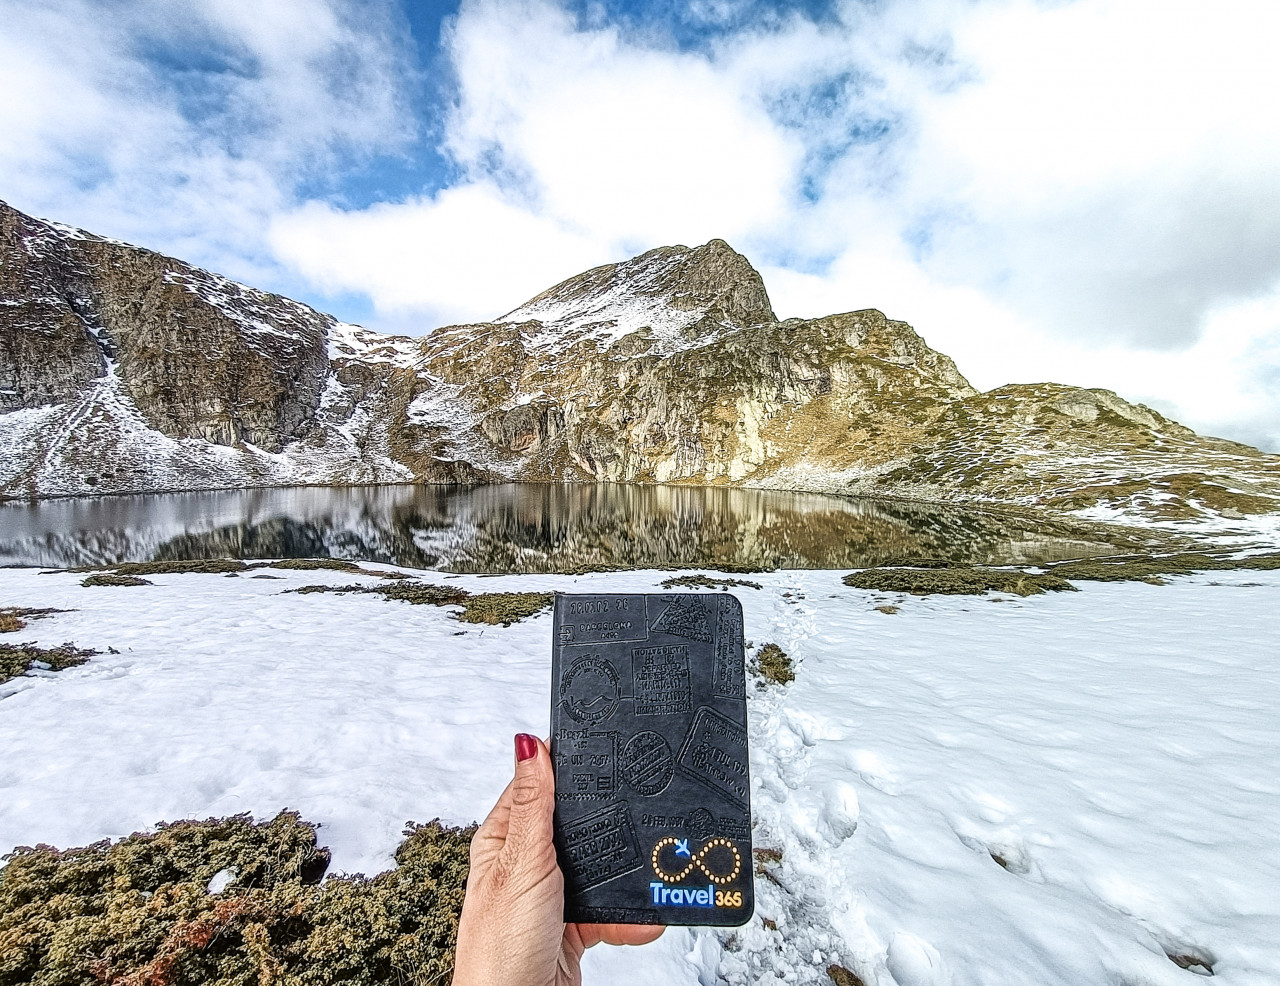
476 777 516 842
574 923 666 949
469 777 516 866
496 733 555 870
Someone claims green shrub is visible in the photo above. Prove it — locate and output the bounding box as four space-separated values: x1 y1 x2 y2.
0 813 474 986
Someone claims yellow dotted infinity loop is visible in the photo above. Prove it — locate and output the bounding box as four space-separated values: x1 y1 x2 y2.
650 837 742 885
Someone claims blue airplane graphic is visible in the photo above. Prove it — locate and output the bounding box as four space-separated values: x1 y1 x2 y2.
674 839 691 858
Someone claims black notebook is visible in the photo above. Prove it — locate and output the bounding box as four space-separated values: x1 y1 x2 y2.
550 592 754 926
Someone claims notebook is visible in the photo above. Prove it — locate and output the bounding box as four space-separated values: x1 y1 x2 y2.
550 592 754 926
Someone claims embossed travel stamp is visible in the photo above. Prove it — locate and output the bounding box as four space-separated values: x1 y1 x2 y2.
558 801 643 892
560 654 620 724
647 595 713 642
555 728 620 800
632 643 691 716
676 706 750 808
620 729 675 796
559 594 648 644
712 596 746 699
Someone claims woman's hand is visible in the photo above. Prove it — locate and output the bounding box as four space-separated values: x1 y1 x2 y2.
451 734 664 986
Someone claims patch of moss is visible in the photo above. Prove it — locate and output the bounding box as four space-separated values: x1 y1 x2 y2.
289 582 551 626
456 592 554 626
114 559 248 576
752 643 795 685
265 558 364 574
81 574 153 587
660 575 762 591
1237 553 1280 570
0 812 474 986
844 567 1076 597
376 582 470 607
0 641 97 685
287 584 369 596
1051 551 1280 583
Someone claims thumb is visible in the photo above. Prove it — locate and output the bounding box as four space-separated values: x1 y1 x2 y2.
498 733 556 870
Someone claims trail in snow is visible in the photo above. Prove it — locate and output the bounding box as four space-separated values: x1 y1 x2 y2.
0 565 1276 985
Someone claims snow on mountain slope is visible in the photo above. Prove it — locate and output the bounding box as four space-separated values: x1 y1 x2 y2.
0 566 1276 984
497 238 776 354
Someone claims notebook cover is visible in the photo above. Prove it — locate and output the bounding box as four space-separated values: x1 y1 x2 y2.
550 592 754 926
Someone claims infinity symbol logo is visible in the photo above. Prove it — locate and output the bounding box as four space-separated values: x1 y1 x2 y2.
650 836 742 885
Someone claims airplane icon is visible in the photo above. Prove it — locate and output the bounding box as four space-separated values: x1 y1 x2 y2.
674 839 691 858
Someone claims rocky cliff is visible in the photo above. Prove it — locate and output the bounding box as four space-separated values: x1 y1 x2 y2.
1 199 1276 531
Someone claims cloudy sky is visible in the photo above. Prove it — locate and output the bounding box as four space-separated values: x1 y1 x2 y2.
3 0 1278 450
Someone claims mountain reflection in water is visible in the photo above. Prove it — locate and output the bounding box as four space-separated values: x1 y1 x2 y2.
0 484 1111 571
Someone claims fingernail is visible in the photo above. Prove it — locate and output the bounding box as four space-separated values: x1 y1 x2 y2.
515 733 538 762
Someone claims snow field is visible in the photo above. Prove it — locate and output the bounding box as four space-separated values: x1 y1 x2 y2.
0 565 1277 985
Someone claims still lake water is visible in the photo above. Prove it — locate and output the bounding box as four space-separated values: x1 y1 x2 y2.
0 483 1110 572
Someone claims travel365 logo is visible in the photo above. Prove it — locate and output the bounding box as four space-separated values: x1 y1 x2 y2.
648 836 744 908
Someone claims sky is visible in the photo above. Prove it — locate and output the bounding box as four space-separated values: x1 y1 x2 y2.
2 0 1278 451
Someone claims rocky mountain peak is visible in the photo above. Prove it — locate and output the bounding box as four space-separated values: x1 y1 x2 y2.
496 238 775 352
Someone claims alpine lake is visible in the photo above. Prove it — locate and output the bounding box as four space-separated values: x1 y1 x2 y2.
0 483 1121 572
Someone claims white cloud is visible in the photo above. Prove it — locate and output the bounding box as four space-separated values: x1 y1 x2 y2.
444 0 799 249
3 0 1278 450
907 0 1280 350
0 0 412 281
269 183 608 326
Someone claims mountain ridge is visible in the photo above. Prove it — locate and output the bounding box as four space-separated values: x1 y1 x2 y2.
1 199 1276 537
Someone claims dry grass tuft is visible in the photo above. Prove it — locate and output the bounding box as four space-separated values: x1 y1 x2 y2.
660 575 762 591
288 582 552 626
752 643 795 685
265 558 364 574
0 607 69 634
82 574 153 587
456 592 554 626
0 641 97 685
844 567 1075 597
827 964 868 986
113 559 249 576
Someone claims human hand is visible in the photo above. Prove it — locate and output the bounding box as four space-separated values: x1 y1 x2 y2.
451 734 664 986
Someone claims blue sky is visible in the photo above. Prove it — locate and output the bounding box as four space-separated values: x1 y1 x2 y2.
2 0 1279 450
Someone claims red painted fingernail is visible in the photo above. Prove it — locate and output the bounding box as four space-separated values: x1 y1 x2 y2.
515 733 538 762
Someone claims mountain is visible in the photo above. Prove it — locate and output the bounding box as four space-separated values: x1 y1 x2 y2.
1 199 1277 531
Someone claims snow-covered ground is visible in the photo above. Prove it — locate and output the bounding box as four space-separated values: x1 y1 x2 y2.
1 564 1277 985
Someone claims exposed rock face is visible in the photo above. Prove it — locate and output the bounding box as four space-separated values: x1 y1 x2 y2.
0 205 107 408
1 199 1277 529
0 201 328 451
